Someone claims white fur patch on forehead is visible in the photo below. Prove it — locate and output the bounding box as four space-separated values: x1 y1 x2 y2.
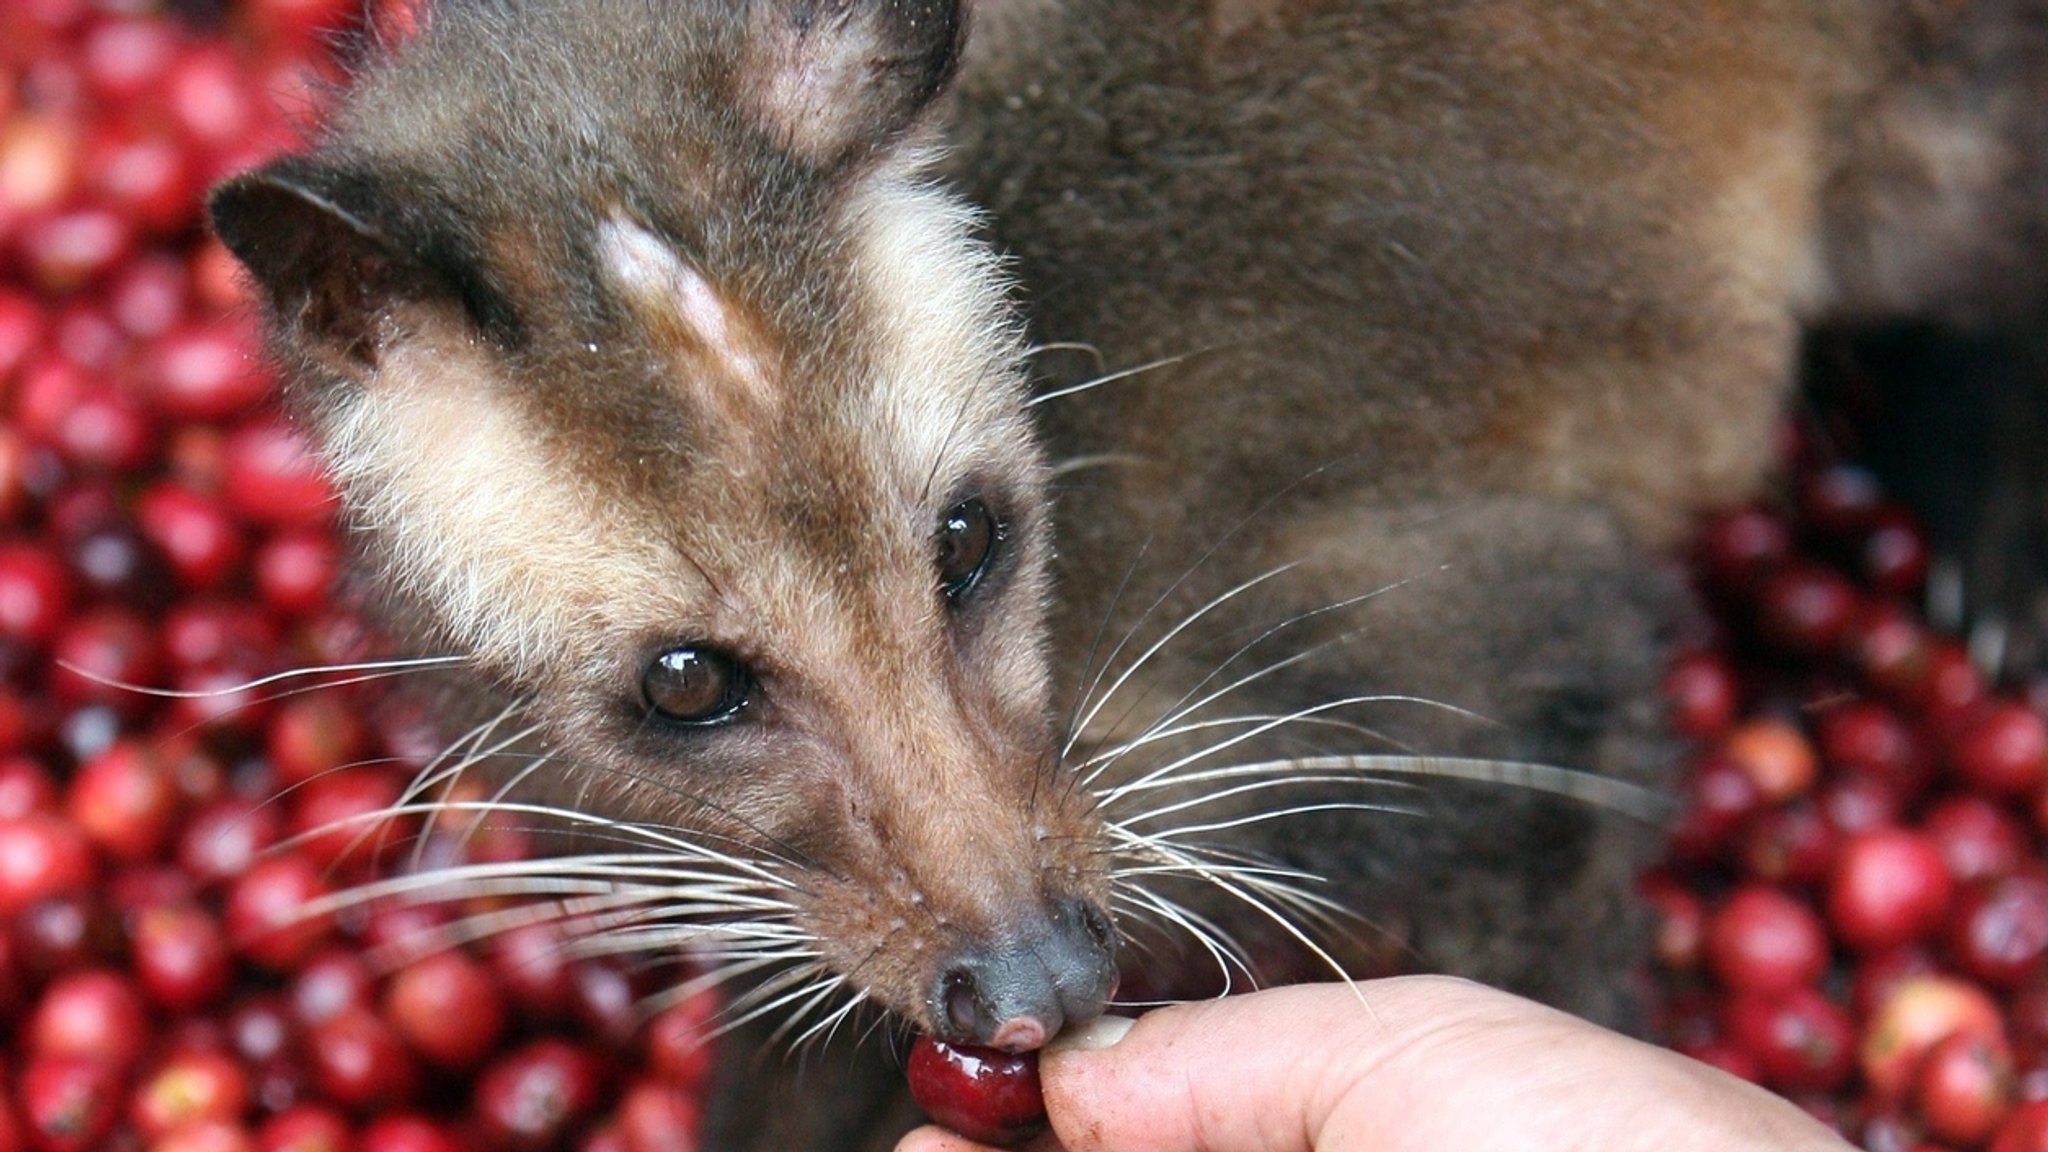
596 215 780 415
843 157 1035 505
320 315 699 673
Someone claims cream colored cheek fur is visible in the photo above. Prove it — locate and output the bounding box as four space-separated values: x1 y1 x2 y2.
321 321 698 677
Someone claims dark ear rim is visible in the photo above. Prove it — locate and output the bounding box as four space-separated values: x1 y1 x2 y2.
208 154 522 351
207 155 400 318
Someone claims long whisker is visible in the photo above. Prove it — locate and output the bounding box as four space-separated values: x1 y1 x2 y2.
1108 886 1253 997
1119 568 1449 753
1066 563 1299 759
1024 349 1208 409
53 653 467 698
1094 693 1476 800
1139 754 1670 821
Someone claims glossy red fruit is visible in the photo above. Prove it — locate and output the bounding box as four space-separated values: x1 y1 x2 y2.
1756 563 1861 657
1863 508 1928 595
1722 718 1819 804
1705 885 1829 996
1737 800 1839 887
1918 1031 2017 1147
1949 703 2048 798
1850 601 1936 703
1663 650 1738 738
1852 944 1943 1021
1722 987 1854 1093
137 481 245 591
307 1007 417 1110
0 544 70 647
382 948 506 1070
1922 642 1988 730
27 969 150 1070
255 1104 350 1152
1816 700 1932 799
359 1114 466 1152
616 1080 701 1152
1829 828 1954 953
1924 796 2032 885
1665 754 1764 864
286 767 404 875
0 758 56 819
265 694 369 788
11 889 122 979
48 604 164 712
130 901 233 1011
358 900 451 966
1816 771 1905 836
1862 976 2007 1103
150 320 271 421
177 798 284 885
225 994 294 1069
289 949 376 1027
472 1038 603 1152
0 813 95 917
906 1034 1047 1147
78 15 179 102
106 252 187 337
222 419 333 527
18 206 135 294
487 920 578 1022
1948 875 2048 990
1694 505 1791 597
644 989 716 1090
570 959 639 1047
1797 463 1885 540
154 1119 259 1152
66 739 178 860
17 1054 122 1152
84 121 193 236
223 853 334 971
130 1047 250 1139
253 529 338 617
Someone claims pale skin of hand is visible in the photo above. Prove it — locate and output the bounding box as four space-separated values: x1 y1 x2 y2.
895 976 1858 1152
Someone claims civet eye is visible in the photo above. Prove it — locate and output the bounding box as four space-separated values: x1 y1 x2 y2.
642 646 750 726
936 497 1000 603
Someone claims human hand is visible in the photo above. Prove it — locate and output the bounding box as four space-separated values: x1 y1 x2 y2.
894 976 1855 1152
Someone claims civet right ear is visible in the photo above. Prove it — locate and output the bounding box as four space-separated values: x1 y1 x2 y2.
741 0 968 171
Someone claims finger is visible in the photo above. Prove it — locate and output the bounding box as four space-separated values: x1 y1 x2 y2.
1037 978 1855 1152
1036 983 1395 1152
894 1122 1068 1152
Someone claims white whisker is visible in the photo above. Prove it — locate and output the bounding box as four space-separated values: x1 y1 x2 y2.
1024 349 1205 409
1066 563 1299 759
53 653 466 699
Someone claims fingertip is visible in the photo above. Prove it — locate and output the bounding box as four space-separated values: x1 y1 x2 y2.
894 1124 1001 1152
1047 1013 1135 1054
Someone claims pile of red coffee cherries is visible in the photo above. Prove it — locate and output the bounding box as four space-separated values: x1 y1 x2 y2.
1650 445 2048 1151
0 2 713 1150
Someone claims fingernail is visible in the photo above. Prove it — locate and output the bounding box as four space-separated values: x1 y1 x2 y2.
1048 1014 1135 1054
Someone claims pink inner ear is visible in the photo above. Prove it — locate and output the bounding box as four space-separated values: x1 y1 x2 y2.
752 24 877 166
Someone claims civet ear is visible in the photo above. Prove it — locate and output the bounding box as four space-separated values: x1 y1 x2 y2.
743 0 967 170
208 155 517 376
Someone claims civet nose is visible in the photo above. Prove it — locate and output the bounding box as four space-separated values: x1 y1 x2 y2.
932 897 1117 1051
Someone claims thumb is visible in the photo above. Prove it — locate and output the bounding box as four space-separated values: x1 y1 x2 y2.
1034 977 1856 1152
1036 983 1392 1152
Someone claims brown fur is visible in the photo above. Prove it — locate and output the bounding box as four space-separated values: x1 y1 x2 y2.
208 0 2048 1147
